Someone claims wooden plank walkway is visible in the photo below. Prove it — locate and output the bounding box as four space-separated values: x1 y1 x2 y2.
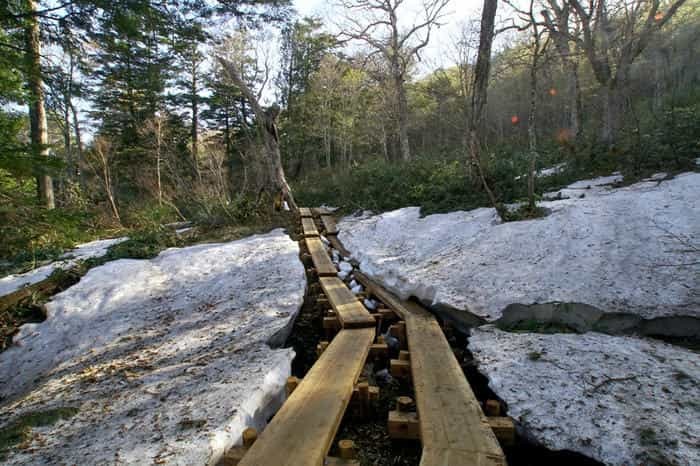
238 327 375 466
299 207 313 218
320 277 376 329
355 272 507 466
305 237 338 277
302 217 320 237
320 215 338 235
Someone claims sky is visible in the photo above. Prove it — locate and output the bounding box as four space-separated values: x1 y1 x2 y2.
292 0 486 73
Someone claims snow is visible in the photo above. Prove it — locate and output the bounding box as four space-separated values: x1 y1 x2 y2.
0 237 128 298
338 172 699 322
0 230 305 465
470 326 700 466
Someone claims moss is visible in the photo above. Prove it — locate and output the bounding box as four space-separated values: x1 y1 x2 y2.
0 407 79 459
501 319 578 335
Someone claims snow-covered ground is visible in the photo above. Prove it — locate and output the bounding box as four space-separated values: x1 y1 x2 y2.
338 172 699 324
471 326 700 466
0 230 305 465
0 237 128 298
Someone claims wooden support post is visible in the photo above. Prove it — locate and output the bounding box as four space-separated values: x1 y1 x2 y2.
369 386 379 403
338 439 356 459
399 350 410 361
397 396 414 412
286 376 299 397
323 316 340 339
390 359 411 379
379 309 396 323
488 417 516 446
358 382 369 418
316 341 329 357
484 399 501 417
242 428 257 448
369 343 388 359
387 410 420 440
389 322 406 349
217 427 259 465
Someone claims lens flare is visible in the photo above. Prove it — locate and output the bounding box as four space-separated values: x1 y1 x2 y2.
655 12 664 21
549 88 558 96
511 115 520 125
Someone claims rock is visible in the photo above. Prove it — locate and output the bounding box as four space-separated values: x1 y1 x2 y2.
363 299 377 311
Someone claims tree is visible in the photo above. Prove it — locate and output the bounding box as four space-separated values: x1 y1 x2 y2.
506 0 551 209
25 0 54 209
217 56 298 211
564 0 689 146
541 0 582 142
337 0 450 161
468 0 500 215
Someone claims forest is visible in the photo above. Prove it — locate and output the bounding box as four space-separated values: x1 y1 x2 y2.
0 2 699 465
0 0 698 269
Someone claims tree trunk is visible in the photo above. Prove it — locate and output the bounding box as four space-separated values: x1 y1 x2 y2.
191 61 200 181
468 0 501 217
70 102 84 188
218 58 298 211
527 43 539 210
156 117 163 206
395 72 411 161
25 0 54 209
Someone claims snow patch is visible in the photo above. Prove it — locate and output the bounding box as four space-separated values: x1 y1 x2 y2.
470 326 700 466
0 230 305 465
338 173 699 323
0 237 128 298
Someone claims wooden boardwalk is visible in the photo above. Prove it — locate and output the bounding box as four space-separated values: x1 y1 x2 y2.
320 277 376 328
305 237 337 277
302 217 320 237
355 272 507 466
233 209 507 466
238 328 375 466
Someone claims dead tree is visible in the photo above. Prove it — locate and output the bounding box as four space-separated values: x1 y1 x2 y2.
217 57 298 211
337 0 450 161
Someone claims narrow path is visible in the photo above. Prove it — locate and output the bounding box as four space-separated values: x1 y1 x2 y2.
225 209 509 466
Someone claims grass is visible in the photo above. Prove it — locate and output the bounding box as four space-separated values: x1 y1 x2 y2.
0 407 79 460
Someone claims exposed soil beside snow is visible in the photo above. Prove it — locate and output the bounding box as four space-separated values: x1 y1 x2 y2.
470 326 700 466
0 230 305 465
0 237 128 299
338 172 699 326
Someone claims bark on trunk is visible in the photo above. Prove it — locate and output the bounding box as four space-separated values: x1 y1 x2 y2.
191 62 200 181
468 0 501 217
218 58 298 211
25 0 54 209
395 73 411 161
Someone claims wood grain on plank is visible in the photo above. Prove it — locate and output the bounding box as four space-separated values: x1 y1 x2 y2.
305 237 337 277
319 277 376 328
355 272 506 466
238 328 375 466
302 217 320 237
299 207 313 217
320 215 338 235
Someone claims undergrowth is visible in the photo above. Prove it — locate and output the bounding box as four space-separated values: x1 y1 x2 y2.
0 407 79 460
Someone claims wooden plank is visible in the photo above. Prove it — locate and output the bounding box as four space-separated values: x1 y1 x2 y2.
320 215 338 235
355 272 506 466
238 328 375 466
319 277 376 328
302 217 320 237
327 235 351 258
299 207 313 217
305 237 337 277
